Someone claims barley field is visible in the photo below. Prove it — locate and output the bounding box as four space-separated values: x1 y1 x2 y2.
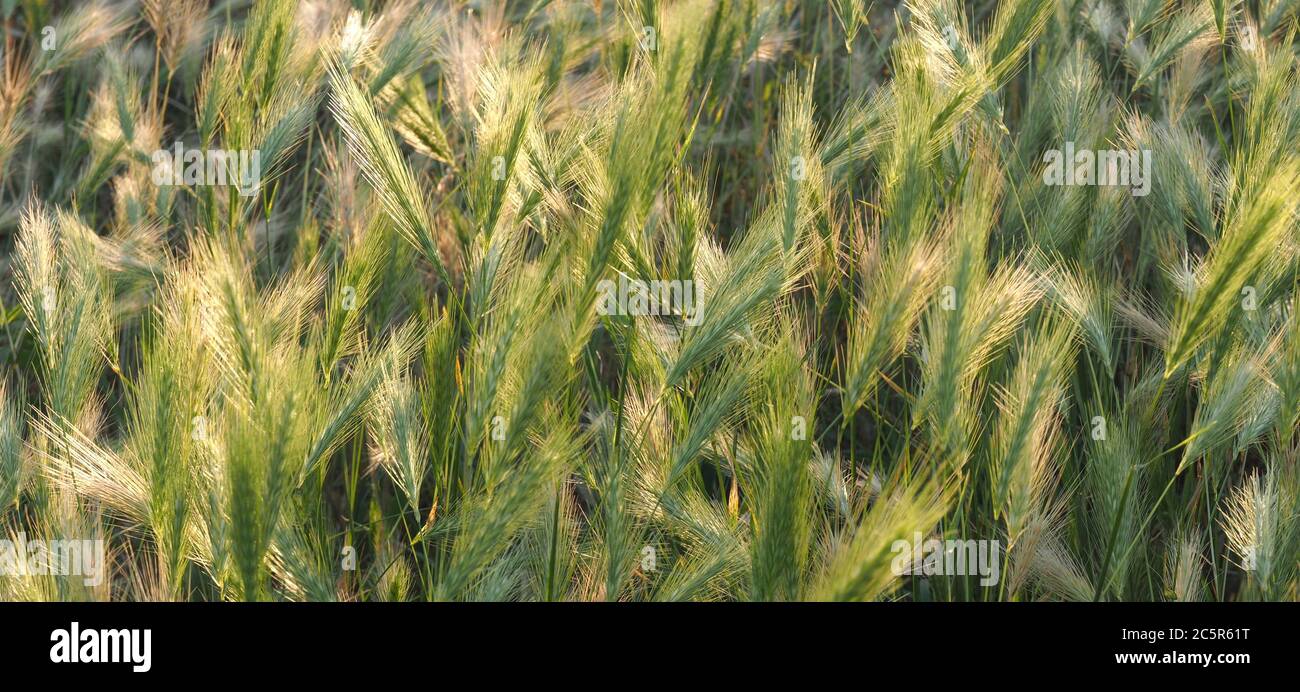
0 0 1296 603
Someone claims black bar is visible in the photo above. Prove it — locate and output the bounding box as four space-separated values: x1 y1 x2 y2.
0 602 1287 677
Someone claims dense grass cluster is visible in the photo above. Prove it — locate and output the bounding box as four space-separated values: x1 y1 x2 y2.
0 0 1297 602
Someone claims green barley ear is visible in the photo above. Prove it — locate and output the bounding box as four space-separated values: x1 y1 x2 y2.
917 257 1042 469
0 383 23 512
178 241 336 600
468 545 530 602
831 0 869 46
140 0 207 75
461 301 522 465
1 488 111 601
651 530 747 602
195 0 318 219
1164 531 1204 602
328 59 451 285
805 474 954 602
1024 534 1095 602
527 480 582 602
370 348 430 519
1209 0 1238 40
1128 3 1213 92
1178 344 1264 473
380 73 454 165
583 411 644 602
1272 307 1300 444
876 38 979 244
435 417 578 600
568 36 697 329
0 40 35 177
981 0 1053 85
770 74 823 253
1164 160 1299 378
14 203 113 426
481 297 573 487
196 35 239 147
990 315 1075 542
306 321 421 484
319 213 388 378
237 0 301 103
1260 0 1296 34
663 222 787 386
270 522 341 603
1219 471 1297 600
32 0 133 75
370 534 415 603
462 52 543 241
421 307 461 497
1084 413 1148 600
660 349 752 492
842 235 945 418
366 5 439 96
664 82 819 385
125 281 209 598
1129 118 1215 244
746 319 816 601
908 0 1010 130
646 472 751 602
1041 261 1116 374
1004 498 1069 598
33 408 149 527
14 202 61 391
78 49 158 202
